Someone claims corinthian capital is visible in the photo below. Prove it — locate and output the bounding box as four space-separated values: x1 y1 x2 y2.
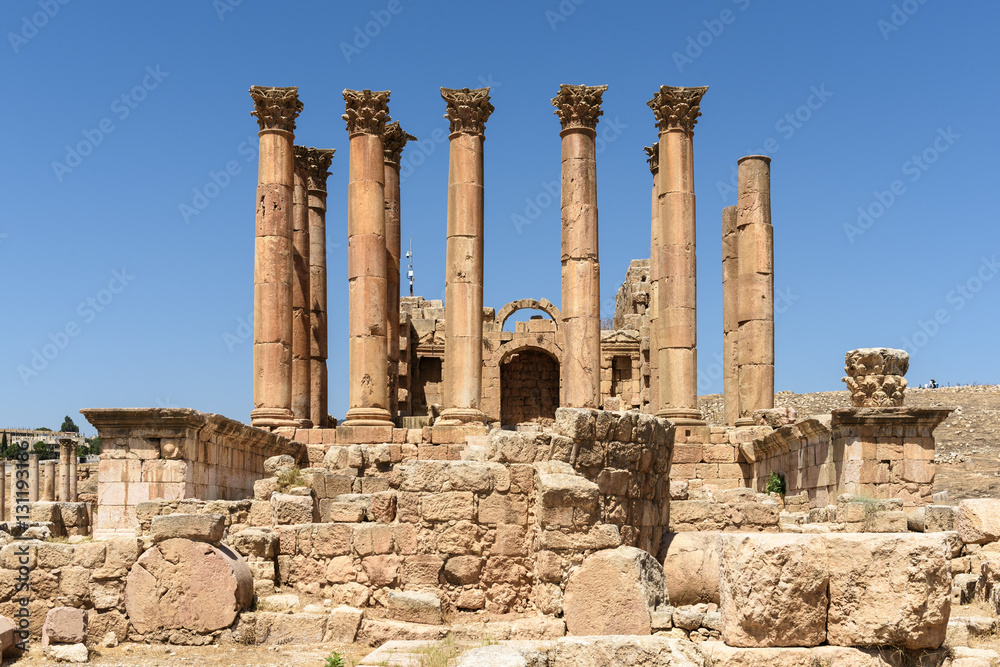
647 85 708 136
249 86 302 133
441 87 493 137
342 89 391 136
383 122 417 166
643 143 659 174
304 148 334 192
551 84 608 131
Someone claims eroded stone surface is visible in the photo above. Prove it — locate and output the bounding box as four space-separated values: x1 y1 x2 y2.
660 532 719 605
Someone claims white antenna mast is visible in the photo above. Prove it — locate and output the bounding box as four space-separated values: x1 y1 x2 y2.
406 238 414 296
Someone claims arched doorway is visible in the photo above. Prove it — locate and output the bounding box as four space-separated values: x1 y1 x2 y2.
500 348 560 427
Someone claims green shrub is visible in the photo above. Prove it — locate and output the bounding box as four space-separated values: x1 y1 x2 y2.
324 652 346 667
276 466 305 492
764 471 785 495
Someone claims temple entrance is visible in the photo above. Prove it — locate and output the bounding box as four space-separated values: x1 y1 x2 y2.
500 349 560 427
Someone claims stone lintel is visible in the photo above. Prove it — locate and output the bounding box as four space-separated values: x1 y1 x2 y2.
830 407 955 430
249 85 302 133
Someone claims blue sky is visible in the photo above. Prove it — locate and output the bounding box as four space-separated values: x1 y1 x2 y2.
2 1 998 435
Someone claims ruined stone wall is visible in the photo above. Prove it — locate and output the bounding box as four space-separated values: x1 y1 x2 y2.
499 350 560 426
81 408 303 538
745 408 951 508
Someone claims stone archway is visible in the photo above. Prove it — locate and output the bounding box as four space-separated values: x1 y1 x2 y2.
500 347 560 427
496 298 562 331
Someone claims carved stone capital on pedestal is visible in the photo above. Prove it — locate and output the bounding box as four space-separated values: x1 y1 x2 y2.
441 87 494 137
643 143 659 174
647 85 708 136
293 145 309 175
249 86 302 133
842 347 910 407
383 121 416 167
304 148 335 192
342 89 391 136
551 84 608 132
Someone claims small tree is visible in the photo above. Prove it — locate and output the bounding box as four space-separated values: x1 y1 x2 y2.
32 441 51 460
60 416 79 433
36 427 52 432
86 437 102 456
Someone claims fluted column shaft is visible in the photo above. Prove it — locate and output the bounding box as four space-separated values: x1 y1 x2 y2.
649 85 708 426
553 84 606 409
439 87 493 424
250 86 302 429
384 123 414 420
722 205 740 426
291 147 312 428
306 148 334 429
343 89 393 426
736 155 774 424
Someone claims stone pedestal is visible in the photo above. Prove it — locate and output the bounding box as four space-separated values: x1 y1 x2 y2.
553 84 606 409
648 85 708 426
722 205 739 426
42 459 55 502
436 87 494 433
341 89 394 427
290 146 313 428
645 144 660 414
383 122 415 419
28 453 39 503
249 85 302 430
735 155 774 426
305 148 334 429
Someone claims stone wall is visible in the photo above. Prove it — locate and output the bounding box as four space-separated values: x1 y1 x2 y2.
499 350 560 426
744 408 951 507
81 408 303 538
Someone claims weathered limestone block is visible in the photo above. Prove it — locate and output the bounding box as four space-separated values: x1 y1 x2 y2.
841 348 909 407
385 590 444 625
271 493 315 525
228 528 277 559
0 616 14 655
554 408 597 442
42 607 88 646
825 533 950 649
150 513 225 543
563 545 667 636
43 643 89 663
925 505 957 533
124 538 253 636
718 534 828 647
264 455 296 476
456 644 547 667
325 606 363 643
536 466 599 529
660 532 720 605
551 636 705 667
958 499 1000 545
254 612 327 644
698 642 814 667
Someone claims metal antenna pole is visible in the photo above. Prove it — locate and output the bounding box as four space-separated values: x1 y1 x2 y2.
407 238 414 297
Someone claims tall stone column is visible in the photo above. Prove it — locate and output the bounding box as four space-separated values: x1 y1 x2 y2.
69 445 78 500
735 155 774 425
644 144 660 413
648 85 708 426
437 87 494 429
291 146 313 428
42 459 55 501
0 464 5 520
342 89 394 427
28 454 38 502
552 84 606 409
383 122 415 419
250 86 302 430
305 147 335 429
58 440 71 502
9 462 17 518
722 205 740 426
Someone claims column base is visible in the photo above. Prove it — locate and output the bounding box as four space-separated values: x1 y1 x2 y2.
655 408 706 426
436 407 488 425
296 418 315 429
734 417 756 427
250 408 299 430
342 407 394 426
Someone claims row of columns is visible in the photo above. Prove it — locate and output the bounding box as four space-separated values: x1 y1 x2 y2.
0 445 77 518
249 86 334 430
